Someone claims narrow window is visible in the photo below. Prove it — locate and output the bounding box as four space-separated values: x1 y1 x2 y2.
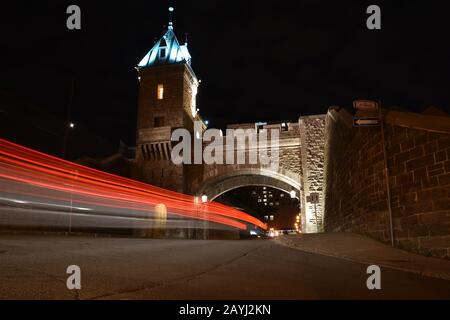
154 116 165 128
157 84 164 100
160 47 166 59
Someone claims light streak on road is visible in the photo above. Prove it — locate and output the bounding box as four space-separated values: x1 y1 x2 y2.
0 139 267 233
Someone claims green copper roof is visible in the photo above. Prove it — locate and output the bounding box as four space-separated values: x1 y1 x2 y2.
138 25 192 68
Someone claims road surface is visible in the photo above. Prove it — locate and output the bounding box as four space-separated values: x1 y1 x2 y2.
0 234 449 299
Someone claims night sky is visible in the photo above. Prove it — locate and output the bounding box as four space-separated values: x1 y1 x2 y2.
1 1 449 146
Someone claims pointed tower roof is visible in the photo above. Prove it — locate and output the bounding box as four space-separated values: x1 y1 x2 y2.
137 23 192 68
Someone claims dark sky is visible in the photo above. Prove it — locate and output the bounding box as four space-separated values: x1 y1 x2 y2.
1 1 449 146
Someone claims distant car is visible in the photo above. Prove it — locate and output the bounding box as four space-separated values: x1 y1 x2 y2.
267 230 280 237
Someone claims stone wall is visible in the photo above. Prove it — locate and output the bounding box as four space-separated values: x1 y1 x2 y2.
299 115 326 233
190 122 303 198
136 64 200 194
324 107 450 259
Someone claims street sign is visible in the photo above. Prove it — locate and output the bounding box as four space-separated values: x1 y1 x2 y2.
308 192 320 204
307 192 321 233
353 100 379 112
353 117 380 127
353 100 381 127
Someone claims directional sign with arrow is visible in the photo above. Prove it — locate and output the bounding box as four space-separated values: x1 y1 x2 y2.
353 117 380 127
353 100 381 127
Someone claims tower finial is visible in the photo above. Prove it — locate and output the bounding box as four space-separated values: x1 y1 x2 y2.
168 6 174 29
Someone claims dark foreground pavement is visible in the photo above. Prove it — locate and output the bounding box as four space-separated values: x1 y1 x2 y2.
0 234 449 300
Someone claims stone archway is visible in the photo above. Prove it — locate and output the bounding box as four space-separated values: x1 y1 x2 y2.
196 169 301 202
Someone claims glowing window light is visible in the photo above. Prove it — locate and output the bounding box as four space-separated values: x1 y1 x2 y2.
191 84 198 117
157 84 164 100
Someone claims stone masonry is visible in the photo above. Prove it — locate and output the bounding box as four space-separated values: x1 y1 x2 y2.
324 107 450 259
299 115 326 233
136 63 202 193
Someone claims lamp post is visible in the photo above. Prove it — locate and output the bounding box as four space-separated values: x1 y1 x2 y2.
62 122 75 159
62 79 75 159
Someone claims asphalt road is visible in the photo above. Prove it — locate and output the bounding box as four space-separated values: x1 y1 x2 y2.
0 234 449 300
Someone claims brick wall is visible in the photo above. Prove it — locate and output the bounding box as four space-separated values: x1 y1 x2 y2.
386 124 450 258
136 63 199 193
324 108 450 259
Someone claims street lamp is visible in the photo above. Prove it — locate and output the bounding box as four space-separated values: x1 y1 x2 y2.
62 122 76 159
201 194 208 203
290 190 296 199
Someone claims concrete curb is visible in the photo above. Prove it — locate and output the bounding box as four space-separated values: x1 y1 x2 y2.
275 237 450 282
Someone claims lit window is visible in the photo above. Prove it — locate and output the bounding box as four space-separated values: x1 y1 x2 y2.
157 84 164 100
270 215 274 221
190 84 198 117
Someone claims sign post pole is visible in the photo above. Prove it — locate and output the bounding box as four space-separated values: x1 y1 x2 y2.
308 192 320 233
314 201 319 233
379 104 395 247
353 100 394 247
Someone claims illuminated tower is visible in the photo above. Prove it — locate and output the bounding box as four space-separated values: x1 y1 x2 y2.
135 14 204 192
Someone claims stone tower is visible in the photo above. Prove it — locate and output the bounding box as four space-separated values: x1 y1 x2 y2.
136 21 204 193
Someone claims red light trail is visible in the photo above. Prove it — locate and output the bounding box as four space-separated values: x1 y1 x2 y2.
0 139 267 232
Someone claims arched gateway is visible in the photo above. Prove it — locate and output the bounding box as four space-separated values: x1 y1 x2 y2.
198 170 301 202
135 22 326 233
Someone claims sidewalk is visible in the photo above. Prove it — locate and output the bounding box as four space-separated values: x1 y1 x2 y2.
276 233 450 281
